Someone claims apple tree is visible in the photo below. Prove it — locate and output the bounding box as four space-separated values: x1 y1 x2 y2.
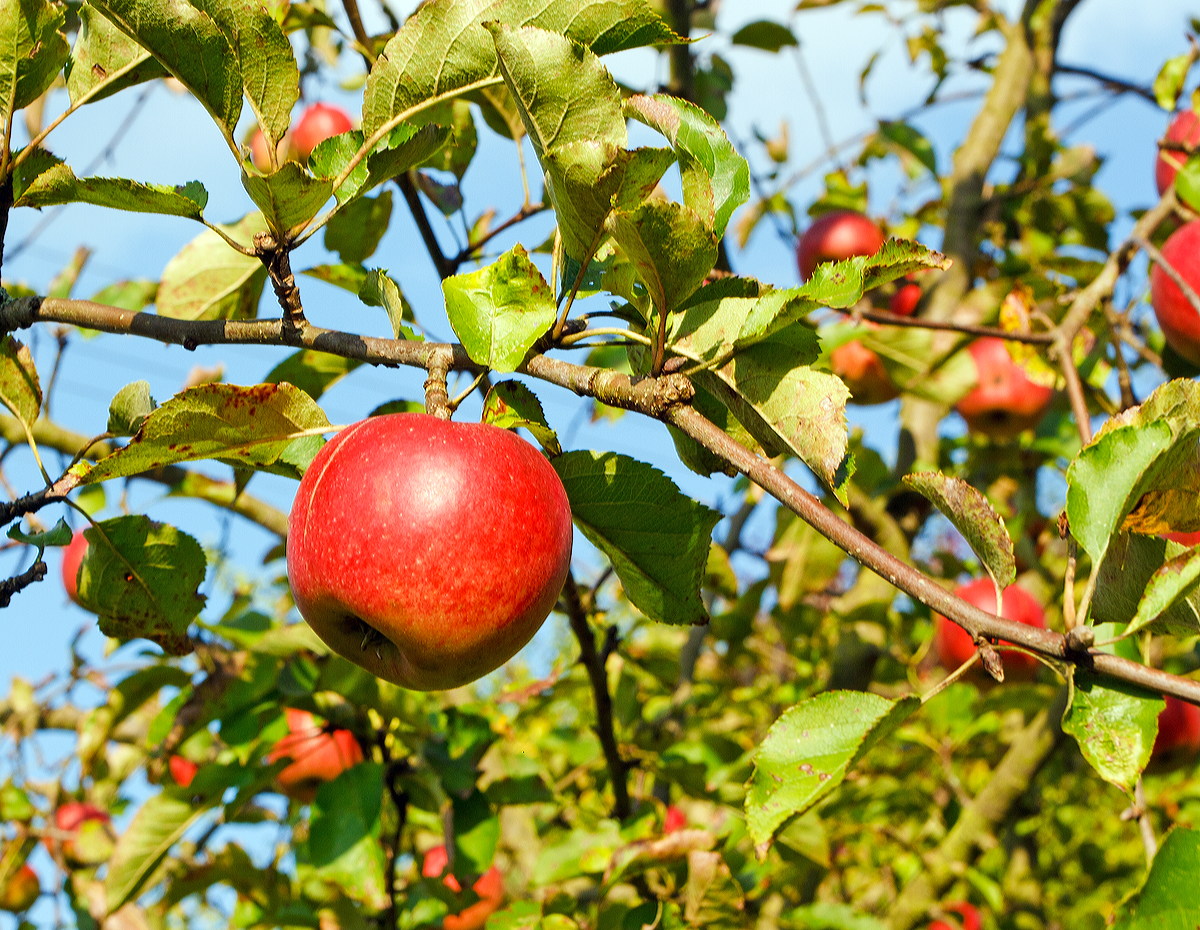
0 0 1198 928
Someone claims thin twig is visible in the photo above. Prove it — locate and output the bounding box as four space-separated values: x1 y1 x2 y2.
1053 63 1156 103
0 557 46 608
857 308 1055 344
448 202 547 270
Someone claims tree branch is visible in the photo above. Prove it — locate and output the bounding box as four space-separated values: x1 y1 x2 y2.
0 557 47 607
856 308 1055 344
1054 63 1156 103
397 172 455 280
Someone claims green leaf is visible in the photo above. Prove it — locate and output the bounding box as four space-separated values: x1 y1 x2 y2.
105 790 220 912
1092 533 1200 636
552 451 720 625
66 3 168 106
607 200 718 316
308 763 388 909
746 692 919 850
443 243 557 372
1112 827 1200 928
308 123 451 205
683 850 745 928
0 335 41 431
107 380 157 436
729 20 797 52
359 269 420 340
12 160 208 219
481 381 561 455
876 120 937 175
157 212 268 321
0 0 69 125
1062 669 1161 795
1154 52 1193 111
302 262 369 295
89 0 243 135
7 517 72 548
72 382 331 483
77 516 207 656
241 163 333 235
1176 155 1200 214
1127 545 1200 637
625 94 750 239
903 472 1015 595
488 23 626 164
786 903 887 930
265 350 362 401
0 783 34 822
323 190 392 264
193 0 298 148
90 278 158 313
418 99 477 179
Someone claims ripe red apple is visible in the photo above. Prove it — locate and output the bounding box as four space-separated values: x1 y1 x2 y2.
955 338 1054 439
46 801 113 866
1150 220 1200 366
247 128 291 172
0 865 39 913
796 209 885 281
290 103 353 161
268 709 363 801
1152 695 1200 762
928 901 981 930
934 578 1046 676
422 845 504 930
831 339 900 405
287 414 573 691
169 755 199 788
890 281 922 317
61 531 88 605
1156 110 1200 196
663 805 687 833
1164 530 1200 546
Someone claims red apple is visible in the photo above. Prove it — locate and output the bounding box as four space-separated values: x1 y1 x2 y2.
268 709 363 801
955 338 1054 439
0 865 39 913
46 802 113 866
1156 110 1200 196
1152 695 1200 762
61 531 88 605
831 339 900 405
169 755 199 788
796 209 885 281
890 281 922 317
247 128 291 172
663 805 687 833
1150 220 1200 366
291 103 353 161
422 845 504 930
287 414 573 691
1163 530 1200 546
928 902 981 930
934 578 1046 676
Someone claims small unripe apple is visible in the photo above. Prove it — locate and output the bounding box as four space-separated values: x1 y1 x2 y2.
422 845 504 930
267 709 363 801
169 755 199 788
46 801 113 866
1150 220 1200 366
934 578 1046 676
663 805 687 833
1156 110 1200 196
928 901 981 930
291 103 353 161
955 338 1054 439
890 281 922 317
61 532 88 605
796 210 885 281
287 414 573 691
0 865 39 913
831 339 900 405
1152 695 1200 762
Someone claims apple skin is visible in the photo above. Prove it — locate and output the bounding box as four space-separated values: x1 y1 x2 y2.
1152 695 1200 762
287 414 573 691
955 338 1054 439
1156 110 1200 196
0 865 39 913
61 532 88 605
890 281 922 317
169 755 199 788
831 339 900 405
248 128 291 172
1163 530 1200 546
47 802 112 866
1150 220 1200 366
267 709 364 801
796 210 885 281
422 845 504 930
928 902 981 930
291 103 352 161
934 578 1046 676
663 805 687 833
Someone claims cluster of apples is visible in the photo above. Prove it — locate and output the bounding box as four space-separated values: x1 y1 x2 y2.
796 211 1053 437
1152 110 1200 367
247 102 353 171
